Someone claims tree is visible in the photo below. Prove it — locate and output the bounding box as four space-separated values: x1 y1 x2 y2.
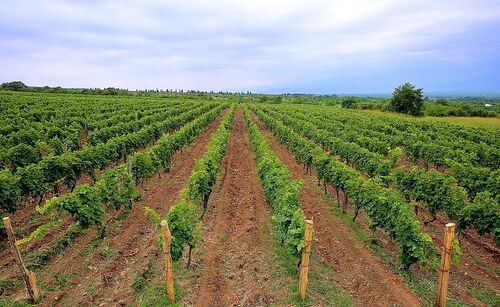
1 81 28 91
389 83 424 116
341 97 356 109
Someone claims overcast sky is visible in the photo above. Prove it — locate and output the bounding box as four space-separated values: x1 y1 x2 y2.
1 0 499 94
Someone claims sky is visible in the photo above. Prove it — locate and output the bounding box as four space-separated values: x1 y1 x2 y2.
1 0 499 94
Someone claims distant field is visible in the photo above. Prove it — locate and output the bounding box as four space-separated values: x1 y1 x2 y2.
424 115 500 128
364 109 500 128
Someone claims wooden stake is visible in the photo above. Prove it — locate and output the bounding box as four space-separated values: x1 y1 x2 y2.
3 217 40 303
299 219 313 300
436 223 456 307
160 220 175 304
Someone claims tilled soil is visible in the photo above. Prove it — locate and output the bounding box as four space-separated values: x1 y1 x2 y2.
186 107 289 306
252 113 423 306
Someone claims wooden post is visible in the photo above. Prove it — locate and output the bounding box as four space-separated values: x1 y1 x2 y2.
160 220 175 304
436 223 456 307
3 217 40 303
299 219 313 300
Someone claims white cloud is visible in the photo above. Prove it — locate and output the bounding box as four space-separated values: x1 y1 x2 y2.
0 0 499 92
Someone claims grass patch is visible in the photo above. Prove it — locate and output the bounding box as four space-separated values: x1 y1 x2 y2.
470 256 489 271
217 233 227 242
52 224 83 252
401 271 468 307
25 249 51 271
78 238 101 258
117 212 129 220
0 279 23 296
25 224 83 271
471 286 500 306
27 213 43 226
0 297 31 307
108 221 122 233
45 272 75 292
132 258 155 294
136 259 195 306
98 243 118 258
268 226 352 306
84 285 95 297
301 256 352 307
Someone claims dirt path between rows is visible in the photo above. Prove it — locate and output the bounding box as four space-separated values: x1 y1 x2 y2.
185 107 288 306
18 111 227 306
252 114 423 306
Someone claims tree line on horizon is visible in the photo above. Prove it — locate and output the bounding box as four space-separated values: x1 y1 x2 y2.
1 80 498 118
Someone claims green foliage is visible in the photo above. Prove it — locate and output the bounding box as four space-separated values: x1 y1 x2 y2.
0 279 22 297
187 108 234 208
0 169 19 212
26 104 227 244
460 192 500 245
471 286 500 306
251 105 437 268
389 83 424 116
16 222 53 246
451 238 463 265
35 165 140 239
393 167 467 221
4 102 222 215
6 143 40 171
388 146 403 167
38 154 73 189
46 272 75 291
256 103 499 248
144 206 162 227
340 97 357 109
17 164 50 200
130 152 155 183
25 224 83 270
424 100 499 117
97 165 140 211
39 184 103 229
144 107 235 263
1 81 27 91
243 106 306 255
47 137 64 155
167 201 200 260
450 163 498 199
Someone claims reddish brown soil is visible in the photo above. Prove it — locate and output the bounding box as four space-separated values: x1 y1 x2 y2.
185 107 288 306
252 114 423 306
3 112 225 305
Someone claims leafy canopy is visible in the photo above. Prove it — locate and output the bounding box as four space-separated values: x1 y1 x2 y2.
389 83 424 116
